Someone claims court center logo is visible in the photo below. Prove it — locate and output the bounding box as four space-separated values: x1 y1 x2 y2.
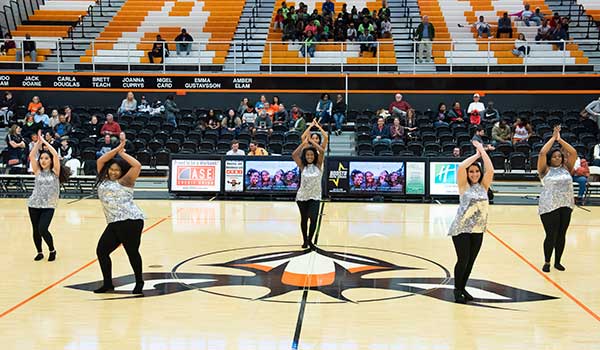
67 245 557 308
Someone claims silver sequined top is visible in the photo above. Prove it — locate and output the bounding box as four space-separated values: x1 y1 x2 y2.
97 180 145 224
27 170 59 209
448 184 489 236
296 164 322 201
539 166 574 215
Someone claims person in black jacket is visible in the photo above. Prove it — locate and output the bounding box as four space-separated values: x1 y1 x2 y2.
16 33 37 62
332 94 346 135
174 29 193 56
0 91 16 125
148 35 169 63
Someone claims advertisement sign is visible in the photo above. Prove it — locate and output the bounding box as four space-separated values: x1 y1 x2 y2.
170 159 221 192
349 161 405 193
405 162 426 195
429 162 460 195
327 160 350 194
244 160 300 192
224 160 244 192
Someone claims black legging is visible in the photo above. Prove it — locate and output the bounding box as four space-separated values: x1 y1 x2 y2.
452 232 483 291
28 207 55 253
296 200 320 245
540 207 572 264
96 219 144 287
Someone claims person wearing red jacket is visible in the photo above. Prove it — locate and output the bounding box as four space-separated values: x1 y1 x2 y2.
388 93 412 118
100 114 122 142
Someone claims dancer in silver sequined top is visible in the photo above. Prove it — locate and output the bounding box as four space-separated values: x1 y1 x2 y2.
449 140 494 304
537 125 577 273
293 120 326 249
93 135 146 295
28 130 70 262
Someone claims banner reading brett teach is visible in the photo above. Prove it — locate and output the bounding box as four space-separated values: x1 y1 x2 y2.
170 159 222 192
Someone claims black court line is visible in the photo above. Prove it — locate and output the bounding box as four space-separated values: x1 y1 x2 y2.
290 201 326 350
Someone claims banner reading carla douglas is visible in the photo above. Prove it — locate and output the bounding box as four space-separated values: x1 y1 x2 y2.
170 159 221 192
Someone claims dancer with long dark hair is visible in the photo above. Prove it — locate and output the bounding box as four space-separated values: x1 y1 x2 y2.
292 129 325 249
94 139 145 294
28 130 70 261
448 140 493 304
537 125 576 273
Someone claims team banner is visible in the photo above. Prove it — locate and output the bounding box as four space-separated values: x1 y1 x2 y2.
170 159 221 192
327 159 350 194
224 160 244 192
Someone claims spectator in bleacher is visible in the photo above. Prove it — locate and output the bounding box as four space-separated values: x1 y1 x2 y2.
346 22 357 41
54 114 72 138
467 93 485 119
44 131 59 151
283 19 297 41
48 109 60 129
390 117 417 141
164 95 179 127
174 28 193 56
16 34 36 63
497 12 513 38
358 31 377 57
226 140 245 156
31 107 48 129
322 0 334 16
378 0 391 19
512 33 530 58
290 111 307 133
86 115 101 139
222 108 242 136
241 103 258 129
415 15 434 63
483 101 500 123
452 147 461 158
492 119 512 145
512 117 533 144
63 105 79 126
551 22 568 50
255 110 273 135
448 101 466 125
22 113 40 140
58 137 73 164
583 96 600 123
533 8 545 23
358 17 374 36
334 24 346 42
289 104 304 123
275 9 286 31
472 125 495 151
280 1 289 17
248 141 269 156
579 112 599 137
1 33 15 56
118 91 137 116
372 117 391 146
321 17 333 41
28 95 42 114
273 104 289 126
389 93 412 119
96 135 114 158
350 6 359 24
573 156 590 205
381 16 392 38
315 93 333 126
434 103 449 127
549 12 561 28
262 102 274 119
205 109 221 131
510 4 540 27
332 94 346 136
99 114 121 140
255 95 267 112
237 97 249 116
592 142 600 166
0 91 15 125
272 95 281 110
474 16 492 39
148 34 169 63
536 19 552 41
5 124 26 172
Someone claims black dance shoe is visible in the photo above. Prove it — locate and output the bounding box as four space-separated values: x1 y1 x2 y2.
93 285 115 293
34 253 43 261
454 289 467 304
132 282 144 295
462 289 474 302
542 263 550 273
554 263 566 271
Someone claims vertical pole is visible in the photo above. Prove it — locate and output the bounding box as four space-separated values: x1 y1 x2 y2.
127 41 131 73
269 41 272 73
376 41 380 74
412 40 416 74
486 40 490 75
92 39 95 73
450 40 454 75
233 41 237 74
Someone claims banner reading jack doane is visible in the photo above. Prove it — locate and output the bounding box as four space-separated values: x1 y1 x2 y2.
327 159 350 194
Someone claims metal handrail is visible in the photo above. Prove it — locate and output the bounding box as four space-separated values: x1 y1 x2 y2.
3 5 16 31
8 0 23 24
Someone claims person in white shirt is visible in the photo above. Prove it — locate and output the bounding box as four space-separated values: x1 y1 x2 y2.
473 16 492 38
467 93 485 118
226 140 245 156
583 97 600 124
592 142 600 167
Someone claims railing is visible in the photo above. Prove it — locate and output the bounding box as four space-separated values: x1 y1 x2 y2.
0 38 599 74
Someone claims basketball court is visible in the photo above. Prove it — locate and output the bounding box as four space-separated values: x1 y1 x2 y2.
1 199 599 349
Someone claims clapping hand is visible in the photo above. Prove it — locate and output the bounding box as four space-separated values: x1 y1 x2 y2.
553 125 562 141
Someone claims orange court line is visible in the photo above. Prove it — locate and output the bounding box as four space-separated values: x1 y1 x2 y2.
486 228 600 322
0 216 170 319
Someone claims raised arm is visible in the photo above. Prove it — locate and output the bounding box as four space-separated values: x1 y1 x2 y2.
301 120 315 141
313 121 329 150
538 126 558 178
556 131 577 173
39 132 61 176
97 141 125 173
473 141 494 190
292 139 308 169
457 148 482 194
117 147 142 187
29 132 43 174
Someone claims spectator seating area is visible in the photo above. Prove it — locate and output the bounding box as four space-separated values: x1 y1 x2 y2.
353 108 598 173
262 0 397 67
80 0 244 66
578 0 600 21
420 0 589 69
